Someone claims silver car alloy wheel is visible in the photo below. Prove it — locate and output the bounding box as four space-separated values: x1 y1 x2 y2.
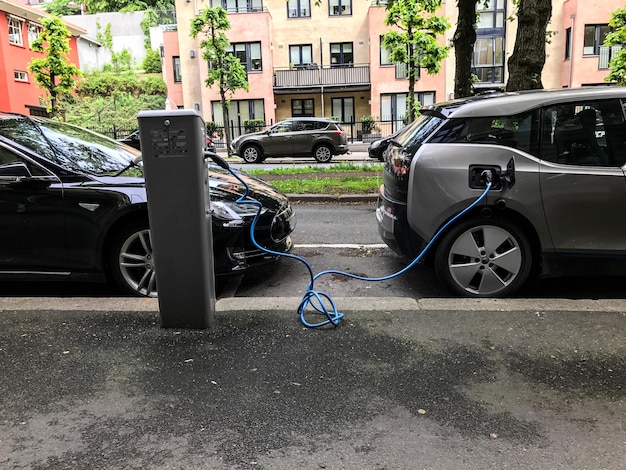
314 145 332 163
242 146 261 163
118 228 158 297
446 224 523 296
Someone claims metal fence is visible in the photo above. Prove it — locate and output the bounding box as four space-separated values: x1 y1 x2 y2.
89 118 405 148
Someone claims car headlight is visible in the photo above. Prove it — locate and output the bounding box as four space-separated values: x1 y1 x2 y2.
210 200 266 227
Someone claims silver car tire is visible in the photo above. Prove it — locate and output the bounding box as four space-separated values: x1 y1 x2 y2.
242 145 263 164
313 145 333 163
110 220 158 297
434 217 532 297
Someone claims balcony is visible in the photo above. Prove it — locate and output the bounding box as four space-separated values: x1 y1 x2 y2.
599 45 622 70
273 64 370 93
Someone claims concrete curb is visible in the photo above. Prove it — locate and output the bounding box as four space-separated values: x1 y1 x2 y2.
2 296 625 313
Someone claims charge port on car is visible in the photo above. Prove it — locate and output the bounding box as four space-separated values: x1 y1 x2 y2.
468 165 502 190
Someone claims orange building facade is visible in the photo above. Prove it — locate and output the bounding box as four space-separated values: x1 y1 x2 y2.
0 0 83 116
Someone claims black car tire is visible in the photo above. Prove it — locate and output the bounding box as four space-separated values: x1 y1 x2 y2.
109 219 158 297
434 217 532 297
313 144 333 163
242 145 263 164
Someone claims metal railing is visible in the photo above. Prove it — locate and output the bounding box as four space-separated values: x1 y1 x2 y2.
274 64 370 89
599 45 622 70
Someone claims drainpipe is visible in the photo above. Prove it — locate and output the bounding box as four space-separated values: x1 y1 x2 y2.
568 14 575 88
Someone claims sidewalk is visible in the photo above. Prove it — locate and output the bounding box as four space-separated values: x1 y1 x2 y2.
1 296 625 469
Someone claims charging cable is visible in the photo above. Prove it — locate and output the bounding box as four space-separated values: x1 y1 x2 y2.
209 154 493 328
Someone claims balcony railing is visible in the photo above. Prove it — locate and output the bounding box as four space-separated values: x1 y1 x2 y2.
599 45 623 70
273 64 370 90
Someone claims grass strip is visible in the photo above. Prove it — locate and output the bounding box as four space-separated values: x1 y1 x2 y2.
246 162 383 176
270 175 381 195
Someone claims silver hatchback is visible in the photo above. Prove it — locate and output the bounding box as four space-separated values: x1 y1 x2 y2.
230 117 349 164
377 87 626 297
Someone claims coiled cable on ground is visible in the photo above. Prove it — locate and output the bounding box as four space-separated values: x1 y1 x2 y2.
224 162 492 328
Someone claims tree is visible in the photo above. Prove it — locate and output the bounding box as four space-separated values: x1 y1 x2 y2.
28 17 81 117
605 6 626 85
453 0 478 99
43 0 80 16
382 0 450 123
505 0 552 91
190 7 249 154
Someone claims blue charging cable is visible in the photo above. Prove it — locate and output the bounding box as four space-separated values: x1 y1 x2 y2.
211 155 492 328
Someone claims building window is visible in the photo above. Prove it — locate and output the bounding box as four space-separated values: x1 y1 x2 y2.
330 42 353 67
380 36 392 66
473 36 504 83
381 92 434 125
331 97 354 122
14 70 28 82
292 98 314 116
8 17 23 46
287 0 310 18
212 0 263 13
329 0 351 16
289 44 313 66
477 0 505 30
27 22 41 49
230 42 262 71
211 99 265 137
565 27 572 60
173 56 182 82
584 24 610 56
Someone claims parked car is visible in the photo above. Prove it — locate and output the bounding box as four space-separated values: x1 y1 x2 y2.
230 117 349 164
119 129 218 154
377 86 626 297
0 112 295 297
367 123 415 161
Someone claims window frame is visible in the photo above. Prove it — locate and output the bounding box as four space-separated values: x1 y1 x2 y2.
330 42 353 67
583 24 610 56
13 70 28 82
173 56 182 83
328 0 351 16
229 42 262 72
27 22 41 49
472 36 505 84
291 98 315 117
289 44 313 66
287 0 311 18
8 17 24 46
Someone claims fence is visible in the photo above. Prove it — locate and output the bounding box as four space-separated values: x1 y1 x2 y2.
89 118 405 148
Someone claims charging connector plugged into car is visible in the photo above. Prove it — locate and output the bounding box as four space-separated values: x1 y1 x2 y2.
469 158 515 191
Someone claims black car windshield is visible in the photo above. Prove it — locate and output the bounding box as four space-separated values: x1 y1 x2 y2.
0 117 140 176
37 120 140 176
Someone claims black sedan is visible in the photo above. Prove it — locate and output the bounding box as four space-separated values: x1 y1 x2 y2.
367 123 415 161
0 112 295 297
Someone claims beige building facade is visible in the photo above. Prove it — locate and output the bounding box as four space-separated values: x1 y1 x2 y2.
163 0 622 137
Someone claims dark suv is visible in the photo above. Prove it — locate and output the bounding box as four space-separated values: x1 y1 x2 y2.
377 87 626 297
230 117 349 163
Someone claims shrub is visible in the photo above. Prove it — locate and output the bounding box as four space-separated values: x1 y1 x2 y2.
142 49 162 74
244 119 265 133
138 75 167 96
360 115 381 134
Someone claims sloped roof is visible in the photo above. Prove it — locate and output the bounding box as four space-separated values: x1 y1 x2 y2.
0 0 86 36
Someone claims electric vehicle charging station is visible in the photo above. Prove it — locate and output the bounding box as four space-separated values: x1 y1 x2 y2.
137 109 216 329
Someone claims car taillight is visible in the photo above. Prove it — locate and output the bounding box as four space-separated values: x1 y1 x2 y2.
387 146 412 177
206 137 213 146
332 130 344 135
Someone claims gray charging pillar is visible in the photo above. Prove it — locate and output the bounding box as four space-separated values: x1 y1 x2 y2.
137 110 216 329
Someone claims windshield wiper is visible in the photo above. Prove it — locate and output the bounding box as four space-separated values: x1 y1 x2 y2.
113 155 143 177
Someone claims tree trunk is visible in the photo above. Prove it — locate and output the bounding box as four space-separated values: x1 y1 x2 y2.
506 0 552 91
453 0 478 99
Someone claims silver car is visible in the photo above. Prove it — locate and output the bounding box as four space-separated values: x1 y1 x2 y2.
377 87 626 297
230 117 349 164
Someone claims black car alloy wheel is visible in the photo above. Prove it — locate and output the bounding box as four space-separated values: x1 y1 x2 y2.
109 219 158 297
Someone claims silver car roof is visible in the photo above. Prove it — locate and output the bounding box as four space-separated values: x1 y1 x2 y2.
423 86 626 118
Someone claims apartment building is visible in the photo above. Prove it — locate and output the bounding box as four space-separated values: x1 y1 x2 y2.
0 0 84 115
162 0 621 134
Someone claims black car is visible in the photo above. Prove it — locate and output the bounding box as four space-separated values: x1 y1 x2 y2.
0 112 295 297
367 123 415 161
119 129 218 154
